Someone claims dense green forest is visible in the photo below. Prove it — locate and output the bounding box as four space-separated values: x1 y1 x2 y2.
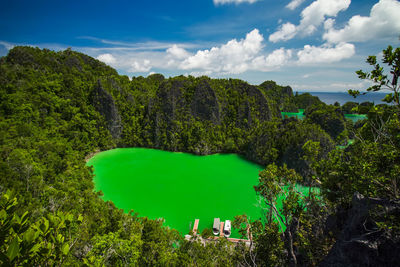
1 45 399 266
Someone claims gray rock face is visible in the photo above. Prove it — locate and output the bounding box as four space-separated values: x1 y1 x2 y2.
91 80 122 139
246 84 275 122
231 81 278 128
190 80 220 123
149 78 279 154
157 79 186 122
320 192 400 267
282 86 294 98
259 80 294 98
153 78 277 127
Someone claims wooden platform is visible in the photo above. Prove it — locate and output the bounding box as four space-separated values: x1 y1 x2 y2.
193 219 199 235
219 221 224 237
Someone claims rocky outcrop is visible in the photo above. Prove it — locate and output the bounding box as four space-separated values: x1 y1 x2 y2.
282 86 294 98
191 80 220 123
147 77 281 154
90 80 122 139
157 79 187 122
153 78 277 127
320 192 400 267
259 81 293 97
231 81 279 128
259 80 297 112
246 84 276 122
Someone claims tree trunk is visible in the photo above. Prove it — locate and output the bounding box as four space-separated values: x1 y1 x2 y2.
287 229 297 267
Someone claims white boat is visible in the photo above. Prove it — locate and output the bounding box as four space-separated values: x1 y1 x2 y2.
213 218 220 235
223 220 231 237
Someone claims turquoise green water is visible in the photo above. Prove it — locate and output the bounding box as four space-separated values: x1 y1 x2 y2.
281 110 367 122
337 139 355 149
87 148 264 238
281 109 305 120
343 114 367 122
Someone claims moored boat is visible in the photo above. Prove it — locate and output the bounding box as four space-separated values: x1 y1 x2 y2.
224 220 231 237
213 218 220 235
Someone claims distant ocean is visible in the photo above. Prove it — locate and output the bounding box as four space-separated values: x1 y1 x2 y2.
301 92 389 105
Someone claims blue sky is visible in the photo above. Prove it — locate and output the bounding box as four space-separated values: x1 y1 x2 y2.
1 0 399 91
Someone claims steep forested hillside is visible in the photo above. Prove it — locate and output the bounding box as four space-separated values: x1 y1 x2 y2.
1 46 399 266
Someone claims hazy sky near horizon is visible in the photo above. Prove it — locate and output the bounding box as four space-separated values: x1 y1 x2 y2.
1 0 399 91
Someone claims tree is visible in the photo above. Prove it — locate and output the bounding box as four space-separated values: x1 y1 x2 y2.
337 45 400 201
349 45 400 107
232 214 258 267
254 164 318 266
305 104 346 142
83 232 142 266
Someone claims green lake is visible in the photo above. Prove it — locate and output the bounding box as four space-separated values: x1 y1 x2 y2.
87 148 265 238
281 109 367 122
281 109 305 120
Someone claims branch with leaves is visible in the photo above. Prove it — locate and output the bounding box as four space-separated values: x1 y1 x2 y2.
349 45 400 107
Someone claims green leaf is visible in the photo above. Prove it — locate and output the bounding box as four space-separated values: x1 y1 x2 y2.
61 243 70 255
6 238 20 261
41 218 49 233
57 233 64 243
348 89 360 98
383 93 394 103
23 228 36 243
356 70 367 79
367 55 377 65
29 243 41 254
20 211 29 226
65 213 73 222
0 209 7 220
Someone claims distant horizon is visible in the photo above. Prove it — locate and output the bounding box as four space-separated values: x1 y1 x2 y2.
304 91 388 105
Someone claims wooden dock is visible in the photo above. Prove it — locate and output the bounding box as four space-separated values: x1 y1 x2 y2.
193 219 199 235
219 221 224 237
188 218 251 246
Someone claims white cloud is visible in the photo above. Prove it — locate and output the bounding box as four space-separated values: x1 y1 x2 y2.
269 0 351 42
96 53 116 65
80 37 199 51
323 0 400 43
0 41 14 50
297 42 355 64
213 0 259 5
286 0 306 10
181 29 264 74
129 59 152 73
269 23 297 42
323 18 335 30
292 80 371 92
167 45 191 59
88 28 357 75
299 0 351 34
252 48 293 71
189 70 213 77
76 40 201 75
179 30 294 74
